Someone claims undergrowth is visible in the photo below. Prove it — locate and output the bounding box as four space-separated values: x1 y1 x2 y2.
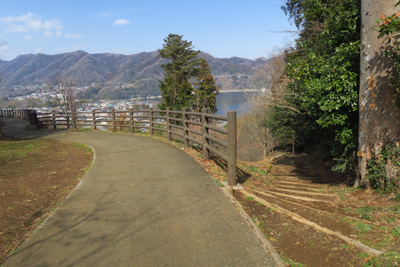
366 142 400 194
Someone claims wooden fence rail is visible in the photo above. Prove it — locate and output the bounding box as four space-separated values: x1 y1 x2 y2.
1 107 237 186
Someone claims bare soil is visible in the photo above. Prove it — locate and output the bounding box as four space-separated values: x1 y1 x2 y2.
181 147 400 266
0 132 93 263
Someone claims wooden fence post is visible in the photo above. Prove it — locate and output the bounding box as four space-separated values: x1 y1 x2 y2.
52 110 56 130
182 108 188 149
130 108 134 133
72 111 76 129
166 107 171 141
33 110 39 130
149 108 153 135
202 108 210 160
92 110 96 130
227 111 237 186
28 110 33 127
112 109 116 132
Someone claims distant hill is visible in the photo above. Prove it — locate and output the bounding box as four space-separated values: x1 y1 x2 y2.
0 50 268 99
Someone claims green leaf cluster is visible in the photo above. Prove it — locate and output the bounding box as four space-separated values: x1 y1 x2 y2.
157 34 219 113
158 34 201 111
192 59 220 113
277 0 361 164
366 142 400 194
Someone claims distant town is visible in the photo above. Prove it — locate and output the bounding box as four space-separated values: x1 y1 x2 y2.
7 84 162 113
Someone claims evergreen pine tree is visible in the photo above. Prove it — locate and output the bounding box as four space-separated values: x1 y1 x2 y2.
192 59 220 113
158 34 201 111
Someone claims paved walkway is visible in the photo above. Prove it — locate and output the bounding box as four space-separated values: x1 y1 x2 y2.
1 118 276 267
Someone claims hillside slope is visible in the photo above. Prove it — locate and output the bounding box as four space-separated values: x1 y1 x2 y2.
0 51 267 99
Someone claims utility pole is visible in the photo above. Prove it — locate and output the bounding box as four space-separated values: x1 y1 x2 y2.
357 0 400 186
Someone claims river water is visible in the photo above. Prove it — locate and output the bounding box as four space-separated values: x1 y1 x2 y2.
215 91 258 116
139 90 258 116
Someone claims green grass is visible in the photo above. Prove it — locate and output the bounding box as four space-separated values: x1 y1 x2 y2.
248 166 268 176
392 227 400 238
246 196 254 201
355 206 372 220
0 139 48 160
281 256 305 267
355 222 372 232
391 205 400 213
392 193 400 202
363 251 400 267
214 179 223 187
386 217 396 223
37 218 46 225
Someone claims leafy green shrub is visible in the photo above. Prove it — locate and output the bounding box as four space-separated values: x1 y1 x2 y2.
366 142 400 194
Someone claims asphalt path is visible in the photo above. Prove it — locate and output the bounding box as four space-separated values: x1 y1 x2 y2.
1 118 276 267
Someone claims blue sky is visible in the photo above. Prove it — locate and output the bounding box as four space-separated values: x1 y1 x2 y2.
0 0 298 61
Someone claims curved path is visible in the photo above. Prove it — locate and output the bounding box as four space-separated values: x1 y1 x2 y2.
1 118 276 267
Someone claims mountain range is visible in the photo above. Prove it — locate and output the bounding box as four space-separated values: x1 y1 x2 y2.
0 50 268 99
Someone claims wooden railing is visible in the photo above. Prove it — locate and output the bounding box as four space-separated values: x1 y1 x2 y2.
0 108 39 126
0 108 238 186
0 108 32 118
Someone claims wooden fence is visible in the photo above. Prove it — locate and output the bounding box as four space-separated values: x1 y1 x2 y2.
0 108 238 186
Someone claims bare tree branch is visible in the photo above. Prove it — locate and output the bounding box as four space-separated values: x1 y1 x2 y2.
46 76 79 113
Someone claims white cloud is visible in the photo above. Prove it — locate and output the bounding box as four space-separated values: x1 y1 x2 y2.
25 35 32 41
114 19 131 26
65 33 83 39
98 12 113 18
35 48 42 52
0 44 8 51
0 12 62 36
43 31 52 38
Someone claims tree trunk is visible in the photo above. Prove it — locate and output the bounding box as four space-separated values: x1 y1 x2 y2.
292 135 295 154
263 145 268 158
357 0 400 186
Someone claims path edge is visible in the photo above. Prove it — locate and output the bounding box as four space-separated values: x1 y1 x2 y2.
221 187 286 267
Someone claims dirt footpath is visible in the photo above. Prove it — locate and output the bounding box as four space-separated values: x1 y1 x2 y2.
236 153 400 266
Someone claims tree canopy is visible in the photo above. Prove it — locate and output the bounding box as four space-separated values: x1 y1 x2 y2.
271 0 361 170
157 34 202 111
157 34 219 113
192 59 220 113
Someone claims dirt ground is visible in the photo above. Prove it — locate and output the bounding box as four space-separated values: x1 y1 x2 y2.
0 129 93 264
183 147 400 266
